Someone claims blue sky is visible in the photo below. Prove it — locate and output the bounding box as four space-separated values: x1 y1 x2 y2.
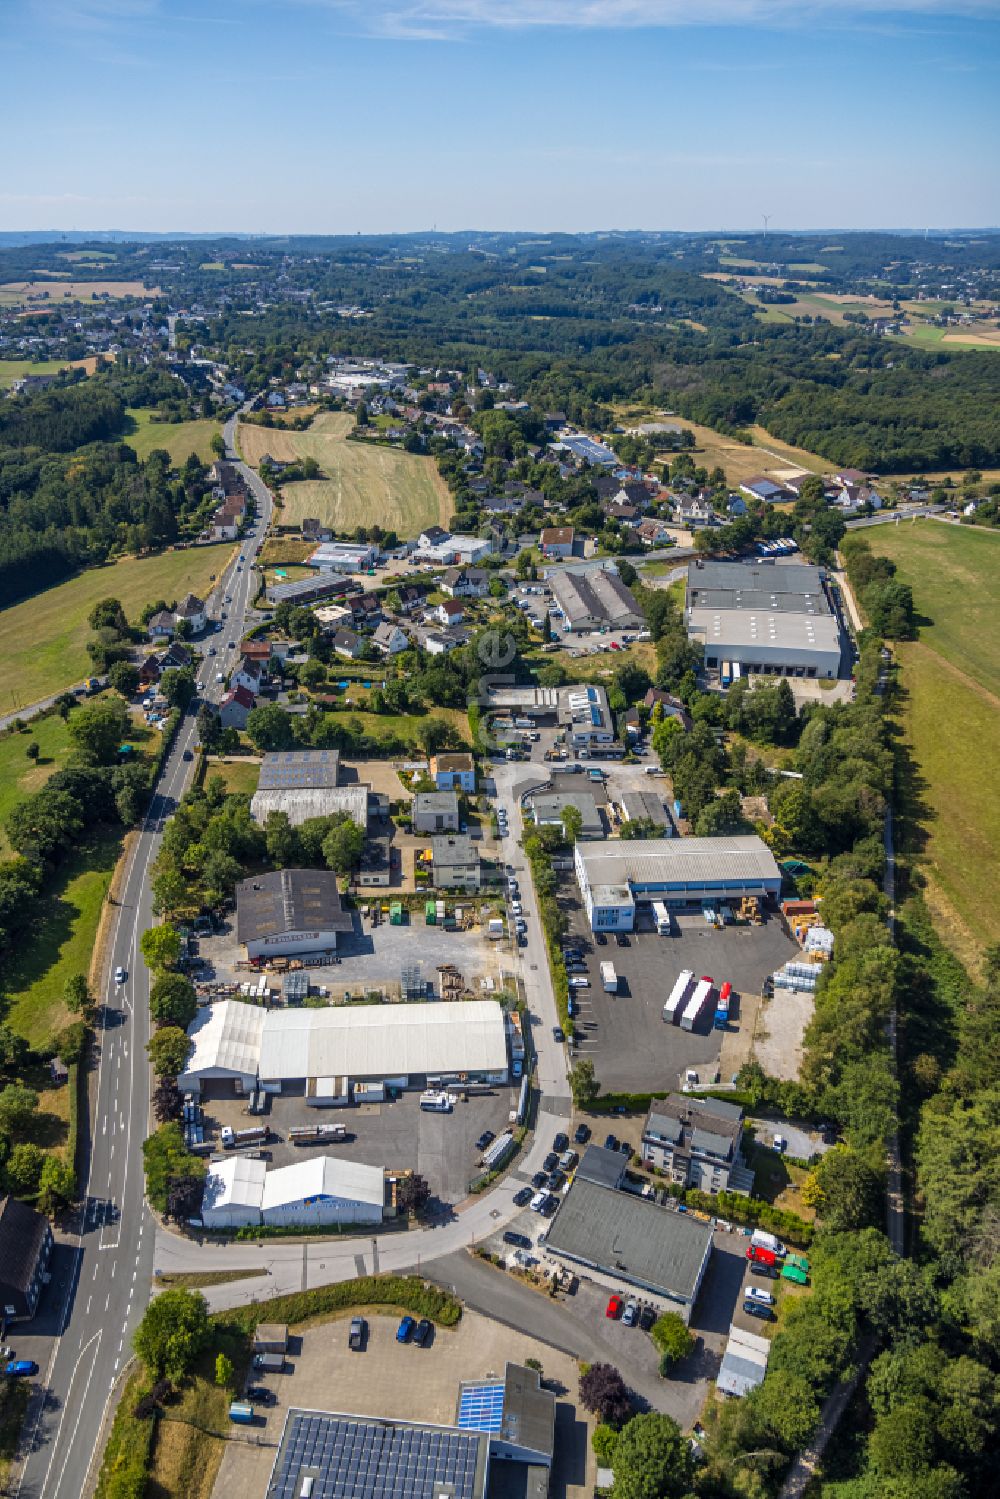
2 0 998 232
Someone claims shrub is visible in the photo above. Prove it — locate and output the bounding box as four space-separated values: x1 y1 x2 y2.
651 1312 695 1369
220 1276 461 1336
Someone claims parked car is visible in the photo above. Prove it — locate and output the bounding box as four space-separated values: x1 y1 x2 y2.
595 933 607 945
245 1385 275 1405
545 1171 565 1193
615 932 630 947
605 1296 623 1320
552 1026 564 1043
476 1130 495 1152
604 1134 618 1151
543 1152 559 1173
574 1123 591 1145
531 1171 548 1191
569 976 589 989
553 1133 568 1153
396 1316 415 1343
512 1187 532 1208
530 1190 552 1214
621 1301 638 1327
638 1304 656 1331
744 1300 773 1321
413 1319 433 1347
745 1287 775 1307
348 1316 367 1350
504 1229 532 1248
4 1361 37 1378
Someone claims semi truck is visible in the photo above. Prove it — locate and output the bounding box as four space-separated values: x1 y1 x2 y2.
663 969 694 1025
419 1090 453 1112
680 976 714 1032
714 980 733 1030
288 1124 348 1146
220 1125 270 1150
652 900 672 935
600 961 618 993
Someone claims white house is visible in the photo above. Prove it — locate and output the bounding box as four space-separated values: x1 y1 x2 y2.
218 685 256 729
174 594 207 635
430 752 476 792
371 621 410 655
435 598 465 628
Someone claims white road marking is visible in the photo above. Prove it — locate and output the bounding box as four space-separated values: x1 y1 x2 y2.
37 1329 102 1499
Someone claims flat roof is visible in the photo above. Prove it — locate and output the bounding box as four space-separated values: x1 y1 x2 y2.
236 870 354 944
544 1177 713 1302
267 1409 488 1499
620 790 669 826
431 834 479 867
687 559 828 609
531 792 604 836
413 791 460 814
258 750 341 790
687 607 841 655
577 835 781 893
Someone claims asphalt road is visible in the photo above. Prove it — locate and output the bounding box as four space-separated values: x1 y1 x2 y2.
11 415 272 1499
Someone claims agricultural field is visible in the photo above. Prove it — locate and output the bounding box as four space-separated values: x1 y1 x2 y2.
0 543 234 709
238 412 452 538
0 279 159 305
0 355 102 387
123 407 221 464
650 415 829 483
869 521 1000 968
3 829 122 1049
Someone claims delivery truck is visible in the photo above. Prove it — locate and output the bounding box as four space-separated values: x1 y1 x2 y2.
663 969 694 1024
600 961 618 993
220 1125 270 1150
652 900 672 935
714 980 733 1030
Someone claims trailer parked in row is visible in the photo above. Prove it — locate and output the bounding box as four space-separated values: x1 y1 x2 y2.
680 976 714 1032
652 900 672 935
663 969 694 1025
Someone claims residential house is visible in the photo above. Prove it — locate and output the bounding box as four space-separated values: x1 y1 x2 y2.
218 685 256 730
604 500 641 528
420 631 459 655
643 689 693 731
622 707 642 740
137 652 161 686
347 592 382 626
418 525 450 549
539 526 575 559
673 494 718 528
613 480 654 510
395 584 425 614
483 494 524 517
412 790 460 834
636 518 675 547
435 598 465 628
231 657 266 696
726 494 748 518
0 1195 54 1322
431 834 481 891
593 474 622 502
240 640 273 671
441 567 490 598
641 1095 754 1195
174 593 207 635
430 752 476 792
371 621 409 655
332 628 364 660
147 609 175 640
301 517 333 543
160 641 193 673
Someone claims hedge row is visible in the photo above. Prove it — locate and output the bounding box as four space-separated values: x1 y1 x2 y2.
218 1275 462 1335
94 1368 156 1499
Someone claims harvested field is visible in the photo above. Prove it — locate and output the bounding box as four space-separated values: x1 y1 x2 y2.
238 412 451 539
0 279 159 304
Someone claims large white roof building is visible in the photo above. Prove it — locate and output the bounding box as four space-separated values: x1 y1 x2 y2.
574 835 782 931
200 1154 385 1230
179 999 509 1097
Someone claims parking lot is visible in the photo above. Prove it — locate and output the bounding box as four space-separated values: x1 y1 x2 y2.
561 900 800 1092
201 1084 518 1208
211 1307 594 1499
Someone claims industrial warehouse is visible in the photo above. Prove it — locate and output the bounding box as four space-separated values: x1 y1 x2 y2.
574 834 782 930
249 749 370 829
235 869 355 958
548 563 644 632
177 998 510 1098
485 682 618 753
685 558 843 682
199 1153 387 1230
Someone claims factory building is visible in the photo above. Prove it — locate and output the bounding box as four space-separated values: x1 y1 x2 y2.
200 1154 386 1231
574 835 782 931
178 998 509 1098
249 749 370 829
543 1176 713 1323
236 869 355 958
549 565 644 632
685 559 842 682
484 683 619 754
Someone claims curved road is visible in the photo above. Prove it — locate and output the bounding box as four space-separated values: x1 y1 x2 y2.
12 415 271 1499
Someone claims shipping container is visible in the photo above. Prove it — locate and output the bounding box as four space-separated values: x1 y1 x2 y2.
424 899 436 925
663 969 694 1024
389 902 403 926
680 976 714 1032
228 1402 255 1425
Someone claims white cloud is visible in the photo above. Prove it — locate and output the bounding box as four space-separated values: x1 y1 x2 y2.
311 0 1000 38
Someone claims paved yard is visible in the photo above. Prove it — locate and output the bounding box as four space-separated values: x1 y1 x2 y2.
211 1308 594 1499
753 986 815 1081
561 902 800 1092
195 913 502 998
201 1085 519 1207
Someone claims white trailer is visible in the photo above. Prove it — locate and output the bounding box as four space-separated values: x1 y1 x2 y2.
652 900 672 935
680 977 714 1032
663 969 694 1024
600 961 618 993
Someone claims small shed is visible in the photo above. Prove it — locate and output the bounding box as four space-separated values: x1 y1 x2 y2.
253 1322 289 1354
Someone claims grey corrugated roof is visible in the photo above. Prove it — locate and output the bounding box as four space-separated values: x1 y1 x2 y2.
544 1177 712 1302
717 1349 768 1397
687 559 829 612
236 869 353 943
258 750 341 790
576 1144 626 1190
577 835 781 891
